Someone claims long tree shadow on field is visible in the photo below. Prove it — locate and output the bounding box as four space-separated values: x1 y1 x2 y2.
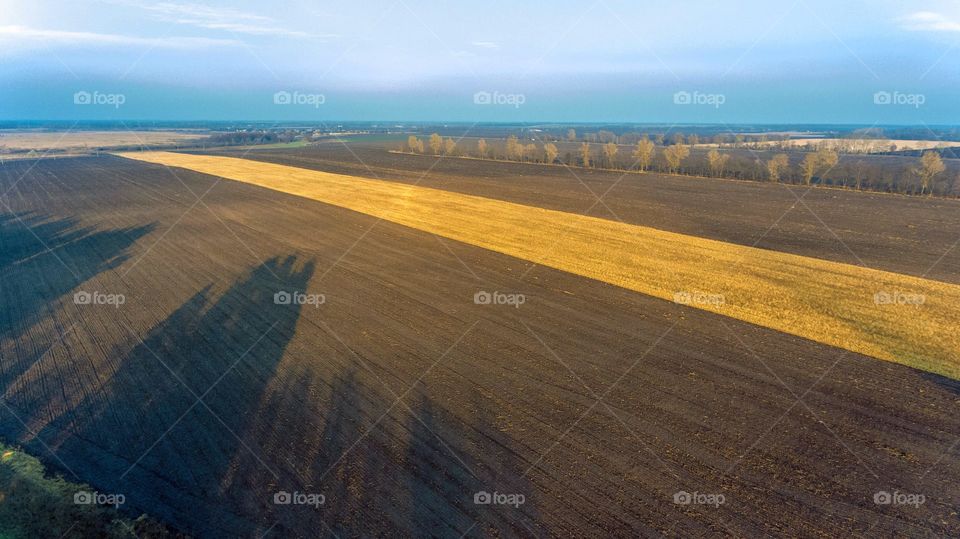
402 393 540 538
311 369 406 536
405 396 467 535
0 211 155 396
243 367 407 536
34 255 315 537
258 368 541 537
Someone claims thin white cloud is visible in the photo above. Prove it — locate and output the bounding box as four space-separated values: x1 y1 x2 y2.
472 41 499 49
0 25 241 48
901 11 960 32
140 2 336 39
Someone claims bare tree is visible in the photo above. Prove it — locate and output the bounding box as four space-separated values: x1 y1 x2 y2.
802 148 839 185
506 135 523 161
443 137 457 156
524 143 538 162
632 136 655 171
663 144 690 173
766 154 789 182
566 129 577 142
688 134 700 146
817 148 839 177
915 151 946 195
579 142 592 167
429 133 442 155
602 142 618 168
707 149 729 177
407 135 424 154
477 138 488 158
853 159 866 190
543 143 559 164
801 153 818 185
598 130 617 144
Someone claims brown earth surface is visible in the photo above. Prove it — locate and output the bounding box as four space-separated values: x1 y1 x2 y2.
0 154 957 537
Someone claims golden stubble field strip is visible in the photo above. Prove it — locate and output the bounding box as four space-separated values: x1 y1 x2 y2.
119 151 960 379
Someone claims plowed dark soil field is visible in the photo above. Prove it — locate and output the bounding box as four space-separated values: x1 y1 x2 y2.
0 153 958 537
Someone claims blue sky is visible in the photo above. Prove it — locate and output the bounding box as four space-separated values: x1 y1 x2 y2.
1 0 959 123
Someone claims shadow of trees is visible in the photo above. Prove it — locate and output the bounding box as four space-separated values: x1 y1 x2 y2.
0 211 155 395
2 228 542 536
260 369 541 538
31 256 315 536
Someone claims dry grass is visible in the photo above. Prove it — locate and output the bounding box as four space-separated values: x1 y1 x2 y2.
0 131 205 153
119 151 960 379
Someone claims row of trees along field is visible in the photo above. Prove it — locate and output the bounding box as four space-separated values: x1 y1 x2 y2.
553 128 958 154
404 133 958 197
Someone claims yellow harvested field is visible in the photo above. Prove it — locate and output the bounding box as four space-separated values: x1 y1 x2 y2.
119 151 960 379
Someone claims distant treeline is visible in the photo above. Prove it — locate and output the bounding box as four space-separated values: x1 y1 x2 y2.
203 128 382 147
206 130 302 146
402 132 959 197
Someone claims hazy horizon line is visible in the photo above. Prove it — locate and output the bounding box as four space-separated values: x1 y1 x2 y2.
3 120 959 129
